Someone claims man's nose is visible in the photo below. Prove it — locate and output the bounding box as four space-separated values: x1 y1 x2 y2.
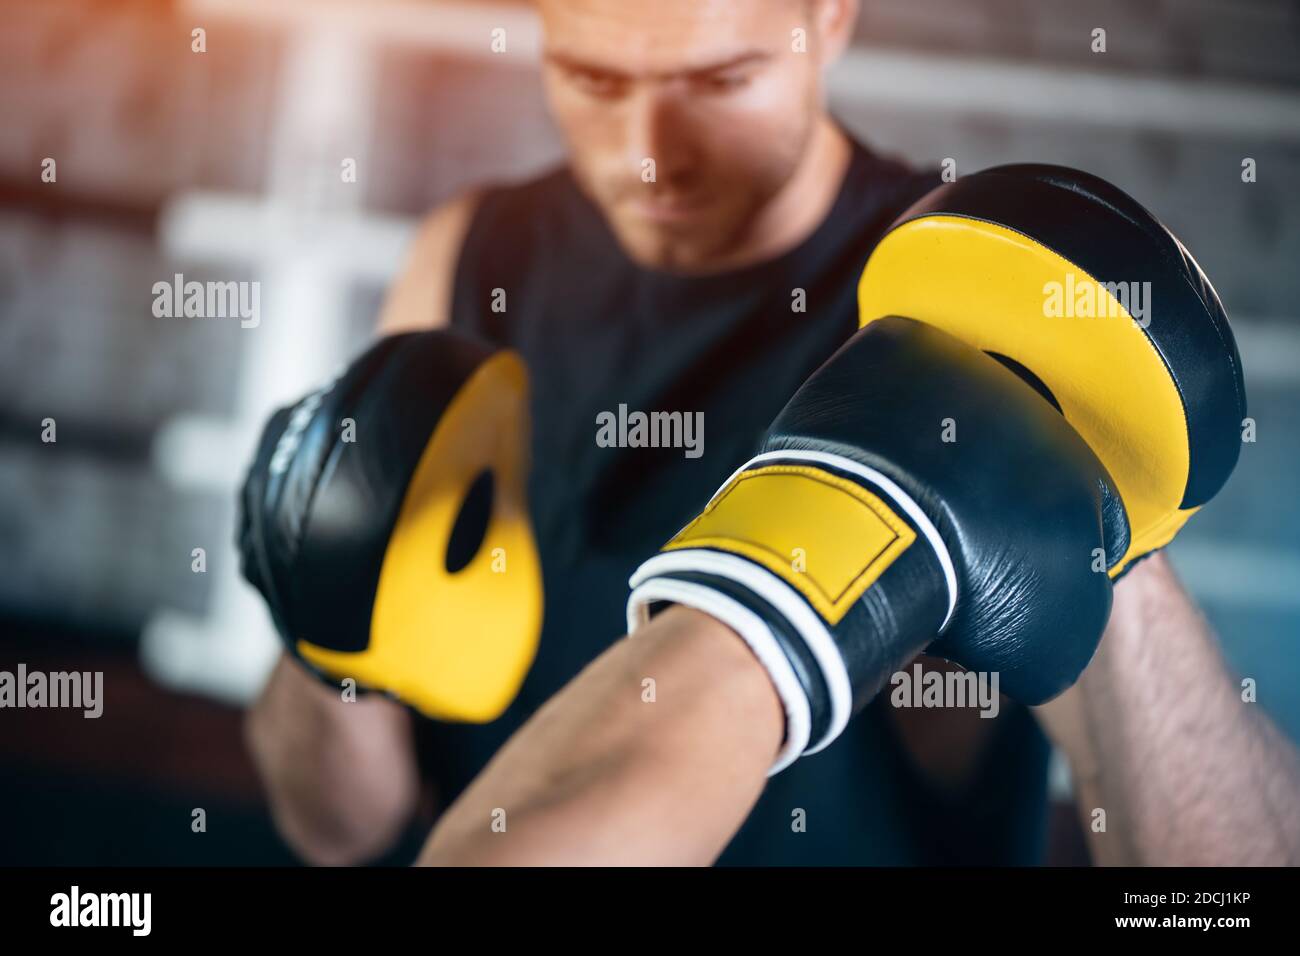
624 87 700 186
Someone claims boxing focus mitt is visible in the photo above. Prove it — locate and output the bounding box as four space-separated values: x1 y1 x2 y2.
238 331 542 722
858 164 1246 576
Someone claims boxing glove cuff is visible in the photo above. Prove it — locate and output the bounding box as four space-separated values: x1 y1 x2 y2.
627 447 957 773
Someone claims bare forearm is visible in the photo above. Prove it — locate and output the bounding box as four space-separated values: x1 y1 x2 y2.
1039 554 1300 865
417 607 783 866
247 655 421 866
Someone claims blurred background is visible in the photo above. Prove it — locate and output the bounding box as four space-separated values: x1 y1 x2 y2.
1 0 1297 865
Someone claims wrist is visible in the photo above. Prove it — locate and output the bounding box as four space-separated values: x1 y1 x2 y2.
629 605 785 771
627 448 953 771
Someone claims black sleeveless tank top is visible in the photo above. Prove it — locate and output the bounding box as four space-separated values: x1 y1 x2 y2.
421 134 1051 864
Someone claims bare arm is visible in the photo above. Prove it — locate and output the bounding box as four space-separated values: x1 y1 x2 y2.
244 191 481 863
376 190 480 334
416 606 783 866
245 655 421 865
1035 553 1300 865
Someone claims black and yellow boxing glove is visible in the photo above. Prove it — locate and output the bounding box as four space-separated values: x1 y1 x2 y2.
237 331 542 722
629 317 1127 772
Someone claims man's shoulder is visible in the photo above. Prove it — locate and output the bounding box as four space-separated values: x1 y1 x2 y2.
413 163 564 233
847 135 941 212
401 165 573 279
465 163 582 228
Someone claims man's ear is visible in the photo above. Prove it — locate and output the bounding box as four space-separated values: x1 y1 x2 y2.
813 0 860 67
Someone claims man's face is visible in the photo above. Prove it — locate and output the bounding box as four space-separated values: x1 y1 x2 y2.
538 0 833 272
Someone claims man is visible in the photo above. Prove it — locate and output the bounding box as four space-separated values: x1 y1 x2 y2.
244 0 1298 866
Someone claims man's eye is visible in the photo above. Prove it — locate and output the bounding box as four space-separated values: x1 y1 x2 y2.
571 69 625 98
696 72 750 94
